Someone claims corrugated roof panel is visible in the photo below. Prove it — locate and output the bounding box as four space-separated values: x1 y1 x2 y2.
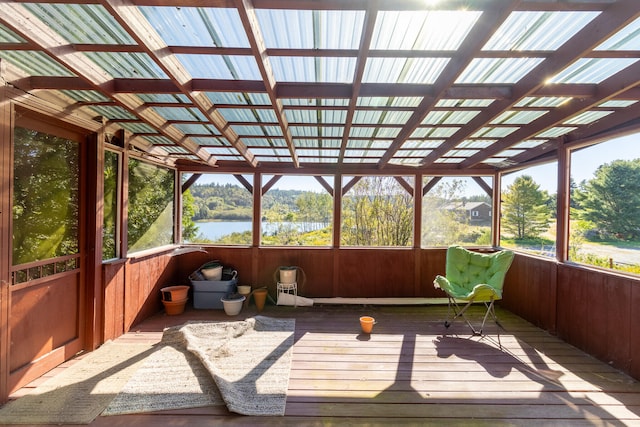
457 139 496 149
403 140 443 149
90 105 137 120
515 97 571 108
252 148 290 156
174 123 217 135
319 139 342 148
138 93 190 104
321 111 347 123
319 127 343 138
491 110 548 125
372 10 481 50
141 7 249 47
349 127 375 138
473 127 519 138
513 139 546 149
389 158 423 166
497 149 524 157
0 23 25 42
262 126 283 136
286 110 318 124
192 137 226 146
0 50 74 76
363 57 449 84
343 157 378 164
85 52 167 78
381 111 413 124
269 57 356 83
398 149 431 157
549 58 638 84
599 100 637 108
206 147 239 155
162 145 190 154
484 11 598 51
118 122 157 134
61 90 110 102
457 58 544 84
536 126 577 138
435 99 494 108
256 9 364 49
434 157 463 164
357 97 422 107
430 127 460 138
422 111 449 125
442 110 481 125
177 54 261 79
294 139 319 148
219 108 277 123
153 107 206 121
344 150 383 158
564 110 613 125
25 3 134 44
347 140 389 149
291 126 319 137
596 16 640 50
353 111 383 124
445 149 478 158
141 135 173 145
206 92 249 105
377 128 402 138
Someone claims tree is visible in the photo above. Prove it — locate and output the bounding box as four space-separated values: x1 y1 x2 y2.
341 176 413 246
502 175 551 239
181 189 199 242
574 159 640 239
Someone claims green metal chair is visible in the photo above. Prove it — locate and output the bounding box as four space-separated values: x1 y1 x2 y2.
434 245 514 336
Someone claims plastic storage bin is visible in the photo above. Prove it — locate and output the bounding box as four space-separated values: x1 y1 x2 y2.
190 264 238 309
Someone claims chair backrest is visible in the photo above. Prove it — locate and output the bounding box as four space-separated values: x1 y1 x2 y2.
445 245 514 292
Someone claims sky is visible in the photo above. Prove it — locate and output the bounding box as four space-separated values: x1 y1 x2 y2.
191 132 640 195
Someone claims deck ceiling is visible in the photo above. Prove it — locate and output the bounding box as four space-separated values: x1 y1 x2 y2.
1 0 640 172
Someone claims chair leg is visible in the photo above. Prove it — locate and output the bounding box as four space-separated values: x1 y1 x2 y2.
445 297 502 336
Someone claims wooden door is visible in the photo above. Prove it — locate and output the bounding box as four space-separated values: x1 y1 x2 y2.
6 109 89 393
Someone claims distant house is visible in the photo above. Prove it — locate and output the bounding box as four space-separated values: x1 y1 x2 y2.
443 201 492 223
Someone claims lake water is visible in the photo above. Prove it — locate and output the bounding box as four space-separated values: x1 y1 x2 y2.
194 220 326 241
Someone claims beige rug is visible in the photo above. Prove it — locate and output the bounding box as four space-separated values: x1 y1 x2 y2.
0 341 154 424
104 316 295 417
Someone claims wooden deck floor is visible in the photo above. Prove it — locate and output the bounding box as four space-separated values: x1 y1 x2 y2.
10 302 640 426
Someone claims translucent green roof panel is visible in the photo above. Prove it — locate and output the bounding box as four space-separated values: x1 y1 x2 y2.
85 52 167 79
515 97 571 108
285 110 318 124
0 50 74 76
372 10 481 50
141 7 249 47
595 16 640 50
61 90 111 102
118 122 157 134
270 57 356 83
483 11 598 51
457 58 545 84
173 123 219 135
549 58 638 84
138 93 191 104
536 126 578 138
491 110 548 125
403 140 443 149
353 111 383 124
363 57 449 84
177 55 261 79
564 110 613 125
457 140 496 149
256 9 365 49
153 107 207 121
90 105 137 120
24 3 134 44
321 111 347 124
0 23 26 42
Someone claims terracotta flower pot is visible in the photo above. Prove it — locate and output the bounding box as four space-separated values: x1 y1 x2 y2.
360 316 376 334
252 288 268 312
161 285 189 302
163 298 187 315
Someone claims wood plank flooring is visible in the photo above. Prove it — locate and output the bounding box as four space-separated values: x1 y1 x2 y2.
9 302 640 426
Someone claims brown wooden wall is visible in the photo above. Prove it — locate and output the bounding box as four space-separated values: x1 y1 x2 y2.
101 246 640 382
